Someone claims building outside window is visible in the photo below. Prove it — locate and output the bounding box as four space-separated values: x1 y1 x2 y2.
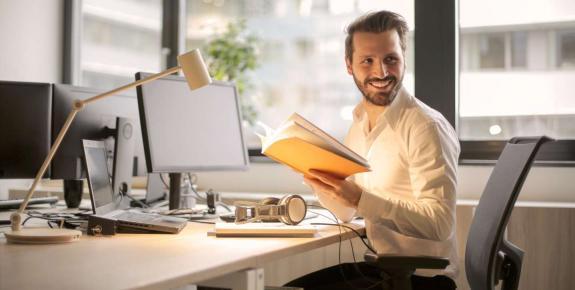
78 0 164 91
459 0 575 141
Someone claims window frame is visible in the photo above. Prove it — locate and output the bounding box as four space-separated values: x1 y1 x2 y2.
64 0 575 165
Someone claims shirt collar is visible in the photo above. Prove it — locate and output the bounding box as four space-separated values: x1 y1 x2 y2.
352 86 410 130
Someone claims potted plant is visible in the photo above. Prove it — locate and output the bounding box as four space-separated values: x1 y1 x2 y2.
202 20 260 126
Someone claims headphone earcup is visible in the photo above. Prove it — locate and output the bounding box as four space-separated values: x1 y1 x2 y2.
278 195 307 225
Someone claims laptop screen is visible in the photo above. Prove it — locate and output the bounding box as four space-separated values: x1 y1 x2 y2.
83 140 128 214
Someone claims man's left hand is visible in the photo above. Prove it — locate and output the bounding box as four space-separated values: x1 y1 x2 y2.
303 169 363 209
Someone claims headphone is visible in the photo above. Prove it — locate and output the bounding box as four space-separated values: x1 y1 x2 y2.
234 194 307 225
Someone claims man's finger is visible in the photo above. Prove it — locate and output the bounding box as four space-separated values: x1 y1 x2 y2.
308 171 340 187
309 169 341 180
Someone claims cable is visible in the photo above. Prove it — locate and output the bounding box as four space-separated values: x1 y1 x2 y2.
187 173 206 201
308 204 381 290
158 173 233 213
311 222 376 254
122 192 149 208
217 202 232 212
21 212 85 230
159 173 169 188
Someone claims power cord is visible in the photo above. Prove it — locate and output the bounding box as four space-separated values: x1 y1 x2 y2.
159 173 233 212
308 205 382 290
118 182 149 208
22 211 87 230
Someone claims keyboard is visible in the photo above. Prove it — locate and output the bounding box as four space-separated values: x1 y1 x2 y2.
0 196 59 210
114 211 160 222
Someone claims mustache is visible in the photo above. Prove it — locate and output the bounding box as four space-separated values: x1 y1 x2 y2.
364 76 396 86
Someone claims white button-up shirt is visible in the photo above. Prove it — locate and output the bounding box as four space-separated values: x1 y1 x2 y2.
316 87 460 278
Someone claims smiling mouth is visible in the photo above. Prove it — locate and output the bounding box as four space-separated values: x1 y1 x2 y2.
367 78 394 89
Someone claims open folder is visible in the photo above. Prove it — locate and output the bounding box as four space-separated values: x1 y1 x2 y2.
213 222 317 237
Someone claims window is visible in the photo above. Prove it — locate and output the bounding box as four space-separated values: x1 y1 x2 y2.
64 0 575 163
511 31 528 68
459 0 575 143
558 30 575 69
68 0 164 91
479 33 505 69
184 0 414 148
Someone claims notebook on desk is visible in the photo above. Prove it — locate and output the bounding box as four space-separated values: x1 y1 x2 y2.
213 222 317 237
83 140 187 234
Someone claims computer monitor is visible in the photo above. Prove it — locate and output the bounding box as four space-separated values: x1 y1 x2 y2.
0 81 52 179
136 73 249 209
51 84 147 180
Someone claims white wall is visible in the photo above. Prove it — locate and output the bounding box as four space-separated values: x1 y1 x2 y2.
0 0 63 83
0 0 64 199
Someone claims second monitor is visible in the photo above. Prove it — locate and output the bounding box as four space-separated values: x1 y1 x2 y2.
136 73 249 209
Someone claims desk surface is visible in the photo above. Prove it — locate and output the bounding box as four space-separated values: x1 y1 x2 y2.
0 211 364 290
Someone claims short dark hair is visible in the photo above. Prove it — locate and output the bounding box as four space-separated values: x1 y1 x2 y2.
345 11 409 62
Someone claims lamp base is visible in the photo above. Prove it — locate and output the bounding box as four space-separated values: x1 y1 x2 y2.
4 228 82 244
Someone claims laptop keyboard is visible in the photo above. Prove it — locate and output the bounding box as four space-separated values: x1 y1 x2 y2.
114 211 159 222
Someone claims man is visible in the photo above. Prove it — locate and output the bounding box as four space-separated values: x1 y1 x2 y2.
286 10 460 290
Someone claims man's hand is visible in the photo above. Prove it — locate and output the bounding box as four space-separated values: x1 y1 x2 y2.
303 169 363 209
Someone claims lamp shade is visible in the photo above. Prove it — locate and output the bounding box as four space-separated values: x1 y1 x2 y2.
178 49 212 90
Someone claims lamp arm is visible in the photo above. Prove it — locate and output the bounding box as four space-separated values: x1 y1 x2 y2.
10 65 182 231
83 66 181 105
10 107 81 230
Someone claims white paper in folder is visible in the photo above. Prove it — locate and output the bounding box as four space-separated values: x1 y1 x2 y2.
213 222 317 237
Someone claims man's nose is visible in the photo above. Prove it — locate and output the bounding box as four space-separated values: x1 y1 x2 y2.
372 62 389 78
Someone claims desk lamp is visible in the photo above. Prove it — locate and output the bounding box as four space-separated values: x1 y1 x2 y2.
4 49 212 244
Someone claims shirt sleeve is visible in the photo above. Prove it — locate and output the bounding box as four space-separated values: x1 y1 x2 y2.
356 122 460 241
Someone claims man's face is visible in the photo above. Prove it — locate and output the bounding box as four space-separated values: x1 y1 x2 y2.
346 30 405 106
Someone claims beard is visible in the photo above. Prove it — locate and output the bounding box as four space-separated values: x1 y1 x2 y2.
352 74 403 106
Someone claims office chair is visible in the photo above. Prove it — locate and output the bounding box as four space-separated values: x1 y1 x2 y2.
364 136 553 290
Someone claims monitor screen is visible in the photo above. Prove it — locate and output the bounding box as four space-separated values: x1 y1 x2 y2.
0 81 52 179
51 84 147 179
136 73 249 173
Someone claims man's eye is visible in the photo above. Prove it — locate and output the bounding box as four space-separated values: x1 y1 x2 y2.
385 57 398 64
361 58 373 64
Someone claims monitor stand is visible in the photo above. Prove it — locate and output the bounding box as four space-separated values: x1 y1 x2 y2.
168 173 182 210
167 173 198 210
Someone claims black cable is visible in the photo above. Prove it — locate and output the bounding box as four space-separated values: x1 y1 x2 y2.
122 192 149 208
308 205 354 287
311 222 376 254
308 205 381 290
21 212 85 230
159 173 169 188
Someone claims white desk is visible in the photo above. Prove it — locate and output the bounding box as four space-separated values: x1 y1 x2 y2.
0 210 364 290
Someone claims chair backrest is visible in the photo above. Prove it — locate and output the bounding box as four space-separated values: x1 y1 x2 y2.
465 136 552 290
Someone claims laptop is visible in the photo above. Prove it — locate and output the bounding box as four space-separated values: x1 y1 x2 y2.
145 173 168 206
82 140 187 234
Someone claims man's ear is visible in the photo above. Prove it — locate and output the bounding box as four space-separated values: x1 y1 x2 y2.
345 57 353 75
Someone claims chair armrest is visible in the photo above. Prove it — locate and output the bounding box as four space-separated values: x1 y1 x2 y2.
364 252 450 270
